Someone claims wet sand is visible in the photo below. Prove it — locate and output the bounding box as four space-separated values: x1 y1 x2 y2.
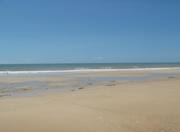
0 69 180 132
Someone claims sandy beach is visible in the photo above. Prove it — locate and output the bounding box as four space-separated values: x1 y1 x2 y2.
0 69 180 132
1 0 180 131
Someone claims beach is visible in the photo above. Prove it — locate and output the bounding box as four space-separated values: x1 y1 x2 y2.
1 0 180 131
0 69 180 132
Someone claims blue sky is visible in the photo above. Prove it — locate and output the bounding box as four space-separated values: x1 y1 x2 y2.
0 0 180 64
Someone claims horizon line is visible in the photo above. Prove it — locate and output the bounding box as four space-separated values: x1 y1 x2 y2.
0 62 180 65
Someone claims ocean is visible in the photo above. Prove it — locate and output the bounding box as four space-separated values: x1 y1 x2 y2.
0 63 180 74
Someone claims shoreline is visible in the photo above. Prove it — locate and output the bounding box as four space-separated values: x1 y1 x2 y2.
1 67 180 74
1 69 180 99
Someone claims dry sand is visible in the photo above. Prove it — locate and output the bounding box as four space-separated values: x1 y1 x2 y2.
0 70 180 132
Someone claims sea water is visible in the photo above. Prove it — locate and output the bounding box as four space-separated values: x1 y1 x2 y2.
0 63 180 74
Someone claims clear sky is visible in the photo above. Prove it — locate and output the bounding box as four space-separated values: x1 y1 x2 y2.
0 0 180 64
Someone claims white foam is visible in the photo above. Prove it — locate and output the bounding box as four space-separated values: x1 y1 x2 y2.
0 67 180 74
